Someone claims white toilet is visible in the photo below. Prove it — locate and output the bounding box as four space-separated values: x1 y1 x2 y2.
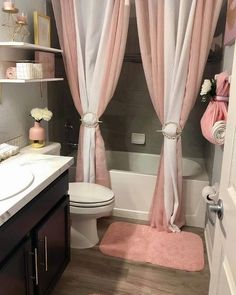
21 142 115 249
69 182 114 249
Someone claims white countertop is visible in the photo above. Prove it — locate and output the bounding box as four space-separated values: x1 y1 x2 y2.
0 153 74 226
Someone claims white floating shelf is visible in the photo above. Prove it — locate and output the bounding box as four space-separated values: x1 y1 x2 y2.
0 78 64 83
0 42 63 53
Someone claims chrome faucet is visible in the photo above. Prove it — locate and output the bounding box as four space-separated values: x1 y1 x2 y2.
64 121 74 130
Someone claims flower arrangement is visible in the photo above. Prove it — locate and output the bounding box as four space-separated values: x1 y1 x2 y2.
200 78 216 102
30 108 53 122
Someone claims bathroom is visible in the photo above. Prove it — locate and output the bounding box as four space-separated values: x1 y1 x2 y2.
0 0 236 294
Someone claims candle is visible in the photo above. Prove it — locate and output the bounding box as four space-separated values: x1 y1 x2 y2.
3 1 15 10
16 12 27 24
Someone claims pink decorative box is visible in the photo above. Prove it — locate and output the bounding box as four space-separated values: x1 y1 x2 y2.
35 51 55 78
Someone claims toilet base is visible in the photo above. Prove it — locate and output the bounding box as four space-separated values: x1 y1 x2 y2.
71 214 99 249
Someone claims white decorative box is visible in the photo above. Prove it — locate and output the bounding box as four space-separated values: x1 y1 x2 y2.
16 63 43 79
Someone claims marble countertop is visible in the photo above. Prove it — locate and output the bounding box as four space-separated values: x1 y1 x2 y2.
0 153 74 226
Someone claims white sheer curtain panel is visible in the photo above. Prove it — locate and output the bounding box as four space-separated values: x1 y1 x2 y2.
52 0 130 186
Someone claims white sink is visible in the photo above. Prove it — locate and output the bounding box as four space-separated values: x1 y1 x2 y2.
0 164 34 201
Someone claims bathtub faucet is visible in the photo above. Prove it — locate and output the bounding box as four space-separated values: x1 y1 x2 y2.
65 142 78 149
64 121 74 130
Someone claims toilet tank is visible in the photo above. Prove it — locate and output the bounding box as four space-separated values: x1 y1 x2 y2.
20 142 61 155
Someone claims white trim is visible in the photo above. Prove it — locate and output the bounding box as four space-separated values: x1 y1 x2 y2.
113 208 149 221
113 207 206 228
0 78 63 83
185 214 205 228
204 222 213 272
0 42 62 53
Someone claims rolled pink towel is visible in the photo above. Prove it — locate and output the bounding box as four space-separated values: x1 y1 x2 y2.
6 67 16 79
200 100 227 145
200 72 229 145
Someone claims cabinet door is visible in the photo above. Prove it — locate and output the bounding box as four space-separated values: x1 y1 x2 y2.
0 237 34 295
35 196 70 295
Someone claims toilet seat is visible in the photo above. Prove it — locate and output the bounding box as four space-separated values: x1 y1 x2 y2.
69 182 115 208
70 199 114 208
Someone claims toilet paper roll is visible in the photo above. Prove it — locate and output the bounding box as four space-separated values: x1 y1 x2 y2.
202 185 218 204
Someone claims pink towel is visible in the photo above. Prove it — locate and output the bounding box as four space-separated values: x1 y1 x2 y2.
6 67 16 79
200 72 230 145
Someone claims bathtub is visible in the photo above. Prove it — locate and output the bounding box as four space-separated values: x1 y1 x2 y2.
69 150 209 228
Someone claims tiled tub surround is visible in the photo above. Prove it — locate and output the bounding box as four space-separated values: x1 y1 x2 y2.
0 153 73 226
69 150 209 228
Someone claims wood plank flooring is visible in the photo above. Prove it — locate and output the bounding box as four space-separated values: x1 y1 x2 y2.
51 217 210 295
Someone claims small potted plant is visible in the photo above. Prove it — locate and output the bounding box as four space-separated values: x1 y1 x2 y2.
29 107 53 148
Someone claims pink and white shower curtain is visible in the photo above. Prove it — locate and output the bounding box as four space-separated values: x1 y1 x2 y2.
52 0 130 187
136 0 223 232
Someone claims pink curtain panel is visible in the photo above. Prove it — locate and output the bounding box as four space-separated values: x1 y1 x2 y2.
136 0 223 232
200 72 230 145
52 0 130 187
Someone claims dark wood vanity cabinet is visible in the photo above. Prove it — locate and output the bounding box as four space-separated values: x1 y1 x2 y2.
35 198 70 295
0 237 33 295
0 171 70 295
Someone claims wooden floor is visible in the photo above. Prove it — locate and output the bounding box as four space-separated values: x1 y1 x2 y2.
52 217 210 295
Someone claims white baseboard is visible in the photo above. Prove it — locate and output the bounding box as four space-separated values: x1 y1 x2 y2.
113 207 205 228
185 214 205 228
113 208 149 221
204 222 213 272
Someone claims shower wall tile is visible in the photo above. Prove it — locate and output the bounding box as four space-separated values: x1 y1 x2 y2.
101 62 205 158
125 3 140 55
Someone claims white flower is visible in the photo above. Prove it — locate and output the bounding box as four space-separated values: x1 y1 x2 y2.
31 108 44 121
200 79 212 96
31 107 53 122
42 108 53 121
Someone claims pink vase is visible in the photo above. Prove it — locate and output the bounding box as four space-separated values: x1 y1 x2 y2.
29 121 45 148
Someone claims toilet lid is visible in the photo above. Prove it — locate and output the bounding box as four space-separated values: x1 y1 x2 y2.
69 182 114 207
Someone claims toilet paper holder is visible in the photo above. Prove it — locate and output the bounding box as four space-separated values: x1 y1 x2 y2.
207 199 224 225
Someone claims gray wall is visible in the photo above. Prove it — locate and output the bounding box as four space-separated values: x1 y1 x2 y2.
0 0 47 148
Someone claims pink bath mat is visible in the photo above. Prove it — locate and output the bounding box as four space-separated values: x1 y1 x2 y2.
99 222 204 272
